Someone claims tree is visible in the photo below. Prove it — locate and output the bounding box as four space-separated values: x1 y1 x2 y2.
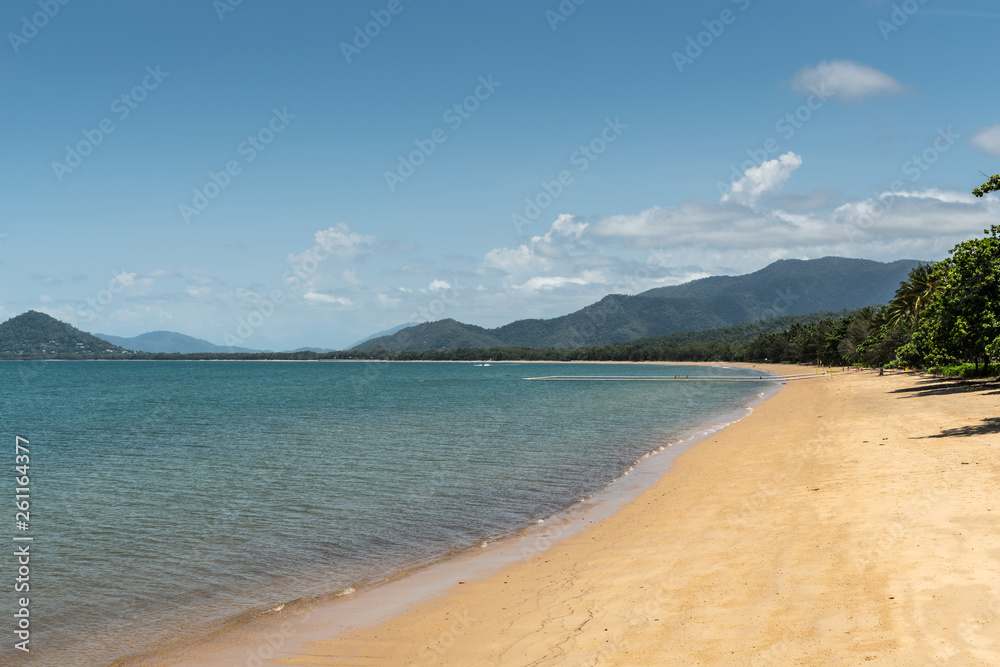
886 263 938 329
903 226 1000 373
973 174 1000 198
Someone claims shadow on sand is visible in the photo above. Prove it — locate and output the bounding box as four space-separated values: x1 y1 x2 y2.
890 376 1000 399
892 376 1000 439
910 416 1000 439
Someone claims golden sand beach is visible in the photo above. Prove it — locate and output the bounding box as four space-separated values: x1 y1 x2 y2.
185 364 999 666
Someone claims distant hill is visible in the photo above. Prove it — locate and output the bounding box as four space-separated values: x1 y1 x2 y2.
94 331 263 354
354 257 922 352
358 319 505 351
348 322 419 349
0 311 127 357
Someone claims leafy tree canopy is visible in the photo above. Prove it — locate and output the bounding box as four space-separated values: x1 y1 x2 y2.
973 174 1000 197
902 226 1000 372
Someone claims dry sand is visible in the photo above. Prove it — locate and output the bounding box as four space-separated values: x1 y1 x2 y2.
211 365 1000 666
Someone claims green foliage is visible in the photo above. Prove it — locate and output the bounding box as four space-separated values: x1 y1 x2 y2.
926 363 995 378
904 226 1000 373
886 263 938 328
0 311 129 357
972 174 1000 198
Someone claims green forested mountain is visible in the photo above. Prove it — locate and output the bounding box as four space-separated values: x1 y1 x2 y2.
0 311 127 357
357 318 507 351
355 257 922 352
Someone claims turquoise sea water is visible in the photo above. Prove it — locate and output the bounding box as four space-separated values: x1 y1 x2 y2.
0 361 773 665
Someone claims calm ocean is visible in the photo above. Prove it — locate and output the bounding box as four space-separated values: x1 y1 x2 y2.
1 361 773 665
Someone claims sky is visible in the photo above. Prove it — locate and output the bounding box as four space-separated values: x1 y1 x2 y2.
2 0 999 350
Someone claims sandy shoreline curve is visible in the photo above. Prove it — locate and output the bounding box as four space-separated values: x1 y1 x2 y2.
170 363 999 666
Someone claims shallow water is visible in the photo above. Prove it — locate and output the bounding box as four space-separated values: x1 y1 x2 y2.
0 361 771 665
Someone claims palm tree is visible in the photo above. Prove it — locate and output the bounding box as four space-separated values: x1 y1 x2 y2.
887 263 938 329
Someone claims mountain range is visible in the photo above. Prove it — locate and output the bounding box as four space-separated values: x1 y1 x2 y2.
348 322 420 349
354 257 922 351
0 256 923 358
95 331 264 354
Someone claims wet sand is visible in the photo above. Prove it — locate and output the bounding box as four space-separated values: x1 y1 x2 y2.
193 365 1000 666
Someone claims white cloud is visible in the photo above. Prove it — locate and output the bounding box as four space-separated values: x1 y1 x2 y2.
378 184 998 332
542 213 588 241
512 270 609 293
303 290 353 307
288 224 375 267
313 224 375 258
971 124 1000 156
376 293 401 308
428 280 451 291
721 152 803 206
147 269 177 279
481 214 593 281
792 60 907 103
103 305 174 326
594 188 999 262
114 271 137 288
482 244 545 275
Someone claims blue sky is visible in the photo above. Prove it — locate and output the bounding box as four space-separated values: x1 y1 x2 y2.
2 0 999 349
